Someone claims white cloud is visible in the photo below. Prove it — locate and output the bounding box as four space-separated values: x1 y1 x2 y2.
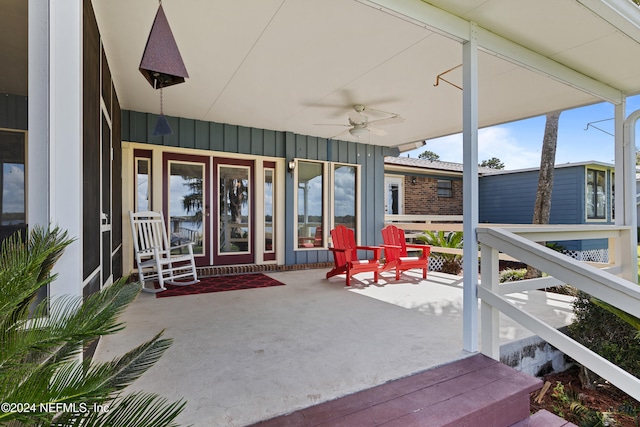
407 126 541 170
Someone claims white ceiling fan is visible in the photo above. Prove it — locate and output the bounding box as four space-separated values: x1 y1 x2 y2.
316 104 404 139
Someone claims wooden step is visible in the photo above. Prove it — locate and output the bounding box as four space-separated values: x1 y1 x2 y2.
519 410 578 427
250 354 542 426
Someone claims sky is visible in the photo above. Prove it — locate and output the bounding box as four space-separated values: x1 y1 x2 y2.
404 95 640 170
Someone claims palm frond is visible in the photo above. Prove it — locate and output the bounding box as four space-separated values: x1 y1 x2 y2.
53 392 187 427
0 226 73 326
47 331 173 401
0 226 186 426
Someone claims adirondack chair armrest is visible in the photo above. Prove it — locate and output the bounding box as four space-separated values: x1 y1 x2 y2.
380 244 402 253
356 245 382 260
328 246 354 262
405 244 431 258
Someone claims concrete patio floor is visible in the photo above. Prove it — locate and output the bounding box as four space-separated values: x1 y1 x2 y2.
94 269 574 427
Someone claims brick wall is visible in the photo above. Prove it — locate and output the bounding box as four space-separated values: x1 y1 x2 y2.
403 176 463 215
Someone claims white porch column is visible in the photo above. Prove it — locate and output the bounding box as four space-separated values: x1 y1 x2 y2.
462 22 479 352
28 0 50 228
50 0 83 299
619 103 640 281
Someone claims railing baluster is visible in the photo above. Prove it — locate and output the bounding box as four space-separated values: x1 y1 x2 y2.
480 243 500 360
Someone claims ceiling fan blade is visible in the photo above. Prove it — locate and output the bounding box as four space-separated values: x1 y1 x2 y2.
368 115 404 127
348 111 366 124
314 123 350 127
369 127 388 136
331 129 351 139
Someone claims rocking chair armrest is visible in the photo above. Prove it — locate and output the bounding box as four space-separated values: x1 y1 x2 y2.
170 241 194 250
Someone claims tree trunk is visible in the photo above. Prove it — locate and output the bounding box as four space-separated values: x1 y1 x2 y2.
525 111 561 279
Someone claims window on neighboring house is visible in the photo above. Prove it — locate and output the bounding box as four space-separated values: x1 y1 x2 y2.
586 169 606 220
611 172 615 221
297 161 324 248
437 179 453 197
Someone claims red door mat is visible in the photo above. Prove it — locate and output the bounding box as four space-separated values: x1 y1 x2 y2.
155 273 285 298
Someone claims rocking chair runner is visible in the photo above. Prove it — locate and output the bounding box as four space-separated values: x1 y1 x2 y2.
326 225 381 286
129 211 199 293
381 225 431 280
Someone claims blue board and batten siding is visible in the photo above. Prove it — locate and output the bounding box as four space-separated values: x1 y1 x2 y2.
479 165 612 251
122 110 393 266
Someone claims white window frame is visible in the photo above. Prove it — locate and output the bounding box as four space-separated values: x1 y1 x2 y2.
384 175 404 215
330 162 361 244
293 159 361 250
585 166 608 222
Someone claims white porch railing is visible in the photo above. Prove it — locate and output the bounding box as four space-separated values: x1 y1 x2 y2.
478 225 640 400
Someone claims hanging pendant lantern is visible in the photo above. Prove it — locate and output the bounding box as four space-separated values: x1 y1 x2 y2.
153 88 173 137
139 0 188 136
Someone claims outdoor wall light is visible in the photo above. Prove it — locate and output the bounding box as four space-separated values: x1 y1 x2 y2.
288 160 296 175
411 176 417 185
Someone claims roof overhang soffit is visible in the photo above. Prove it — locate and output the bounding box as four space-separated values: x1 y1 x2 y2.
357 0 623 104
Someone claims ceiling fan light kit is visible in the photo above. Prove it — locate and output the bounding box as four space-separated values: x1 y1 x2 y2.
349 126 369 138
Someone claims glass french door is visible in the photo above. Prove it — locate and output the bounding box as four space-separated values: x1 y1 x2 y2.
214 158 254 265
163 153 210 266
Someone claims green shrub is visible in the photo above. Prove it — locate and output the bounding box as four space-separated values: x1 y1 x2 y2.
499 268 527 283
417 231 463 275
568 291 640 379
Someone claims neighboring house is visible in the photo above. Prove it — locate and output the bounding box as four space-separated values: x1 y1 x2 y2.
388 157 615 260
479 161 615 260
384 156 494 215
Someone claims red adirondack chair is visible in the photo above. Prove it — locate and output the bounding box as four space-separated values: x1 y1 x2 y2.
381 225 431 280
326 225 381 286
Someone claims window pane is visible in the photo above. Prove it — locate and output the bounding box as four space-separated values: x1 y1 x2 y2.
219 166 250 254
0 132 25 229
596 170 606 218
297 161 323 248
334 165 356 234
586 169 606 219
264 168 274 253
388 184 399 214
437 180 452 197
169 162 204 255
135 158 150 212
586 170 595 218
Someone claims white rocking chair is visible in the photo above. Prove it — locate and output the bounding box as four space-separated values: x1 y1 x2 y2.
129 211 199 293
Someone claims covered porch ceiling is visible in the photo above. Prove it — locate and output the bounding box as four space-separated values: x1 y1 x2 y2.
92 0 640 148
